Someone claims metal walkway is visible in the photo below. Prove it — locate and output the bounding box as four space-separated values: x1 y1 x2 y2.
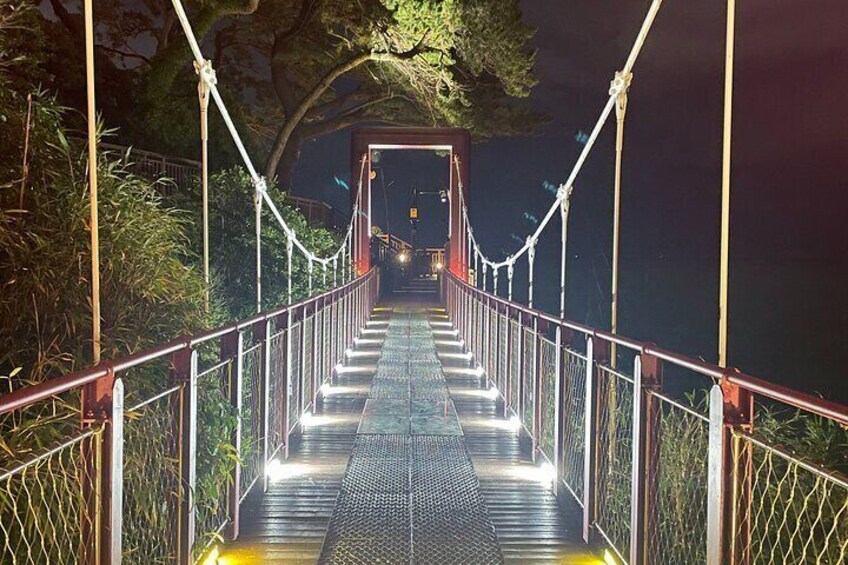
220 299 594 564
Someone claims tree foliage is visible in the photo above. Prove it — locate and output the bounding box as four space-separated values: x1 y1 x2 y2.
40 0 545 188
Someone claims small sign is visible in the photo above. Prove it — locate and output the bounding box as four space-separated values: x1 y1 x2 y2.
409 207 418 219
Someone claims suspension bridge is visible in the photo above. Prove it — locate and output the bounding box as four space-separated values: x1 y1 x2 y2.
2 0 847 564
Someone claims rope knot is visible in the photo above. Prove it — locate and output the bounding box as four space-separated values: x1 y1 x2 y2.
556 183 573 201
253 176 268 196
193 59 217 87
608 70 633 97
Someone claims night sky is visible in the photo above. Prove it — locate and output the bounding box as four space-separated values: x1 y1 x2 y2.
292 0 848 400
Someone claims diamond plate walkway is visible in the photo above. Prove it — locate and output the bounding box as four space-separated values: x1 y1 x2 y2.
219 298 595 565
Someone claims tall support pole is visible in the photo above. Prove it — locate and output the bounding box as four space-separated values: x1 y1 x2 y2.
493 267 499 297
527 238 537 309
173 348 198 565
482 262 488 293
474 248 479 288
507 262 514 302
558 185 573 319
255 180 265 313
610 71 632 368
83 0 101 364
195 63 212 312
718 0 736 368
286 236 294 303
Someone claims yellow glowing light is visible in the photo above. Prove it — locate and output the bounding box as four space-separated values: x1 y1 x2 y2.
200 545 220 565
435 262 444 271
398 252 409 263
603 549 619 565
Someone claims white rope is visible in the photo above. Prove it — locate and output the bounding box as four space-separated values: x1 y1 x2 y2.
168 0 362 272
451 0 663 270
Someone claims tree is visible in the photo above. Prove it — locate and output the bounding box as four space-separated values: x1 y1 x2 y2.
38 0 545 189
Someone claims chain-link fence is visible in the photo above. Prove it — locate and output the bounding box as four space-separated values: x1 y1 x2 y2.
560 348 587 503
594 364 634 561
734 430 848 564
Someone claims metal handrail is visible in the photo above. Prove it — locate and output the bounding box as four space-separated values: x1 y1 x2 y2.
445 270 847 425
0 269 377 415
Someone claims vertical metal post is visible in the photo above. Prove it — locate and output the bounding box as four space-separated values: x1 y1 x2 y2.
629 353 662 565
83 0 101 365
610 72 631 368
300 305 309 415
723 379 753 564
503 307 512 418
81 369 121 565
312 301 320 409
109 379 124 565
507 263 514 302
483 296 491 383
531 317 541 462
284 311 293 459
528 239 536 309
196 67 211 312
583 337 610 542
516 310 525 423
173 348 198 565
706 384 725 565
222 331 244 539
719 0 737 368
255 186 262 313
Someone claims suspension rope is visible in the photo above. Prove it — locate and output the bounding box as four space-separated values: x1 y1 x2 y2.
453 0 664 272
168 0 363 288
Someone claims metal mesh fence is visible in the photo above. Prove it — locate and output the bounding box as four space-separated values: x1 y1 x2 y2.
122 390 180 564
498 313 508 394
734 431 848 564
289 322 302 431
303 316 315 413
268 330 286 460
522 327 535 433
508 320 521 416
538 337 557 462
560 349 587 503
595 364 634 560
240 343 263 500
646 394 709 564
0 426 101 565
194 361 233 555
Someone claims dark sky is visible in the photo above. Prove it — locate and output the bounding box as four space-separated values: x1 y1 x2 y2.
292 0 848 398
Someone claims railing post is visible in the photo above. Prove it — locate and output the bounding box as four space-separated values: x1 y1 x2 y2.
81 367 122 565
504 306 512 418
583 337 609 543
172 347 198 565
531 317 542 463
516 310 525 422
312 300 320 409
706 384 725 565
284 310 294 459
300 305 309 416
721 378 753 564
483 295 491 385
221 330 244 539
629 352 663 565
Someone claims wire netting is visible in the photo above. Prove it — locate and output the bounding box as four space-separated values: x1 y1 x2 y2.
122 390 180 564
522 327 535 433
595 364 634 561
267 330 286 460
289 322 302 430
560 348 587 503
498 313 509 394
538 337 557 462
0 426 101 565
734 431 848 564
646 394 709 564
194 360 234 556
240 343 263 500
508 319 521 416
303 316 314 413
